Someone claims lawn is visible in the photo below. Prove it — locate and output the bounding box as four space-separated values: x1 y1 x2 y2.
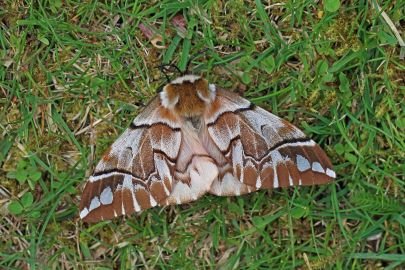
0 0 404 269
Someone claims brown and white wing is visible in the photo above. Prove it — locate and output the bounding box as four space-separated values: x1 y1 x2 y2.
203 89 336 196
79 97 182 223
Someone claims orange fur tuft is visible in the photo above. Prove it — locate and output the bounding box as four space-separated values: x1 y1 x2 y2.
164 78 211 117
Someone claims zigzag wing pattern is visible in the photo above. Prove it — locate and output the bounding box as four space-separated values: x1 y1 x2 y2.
79 97 182 222
204 89 335 196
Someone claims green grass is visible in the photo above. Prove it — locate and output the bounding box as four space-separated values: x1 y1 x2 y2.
1 0 404 269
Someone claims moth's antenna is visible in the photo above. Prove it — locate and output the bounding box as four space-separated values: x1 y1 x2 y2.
156 64 171 82
156 64 182 82
168 64 182 75
184 48 210 74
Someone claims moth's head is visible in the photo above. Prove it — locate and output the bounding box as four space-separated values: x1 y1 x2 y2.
160 74 216 117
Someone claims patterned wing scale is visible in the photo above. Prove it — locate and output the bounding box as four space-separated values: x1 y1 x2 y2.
204 89 335 195
79 97 182 222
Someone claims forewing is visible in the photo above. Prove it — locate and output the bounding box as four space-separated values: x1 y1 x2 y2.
204 89 335 195
79 97 182 223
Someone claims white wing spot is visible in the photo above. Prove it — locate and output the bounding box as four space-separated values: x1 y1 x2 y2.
256 176 262 189
288 175 293 186
163 181 171 196
296 155 311 172
80 208 89 219
89 197 101 211
132 191 141 212
121 200 126 216
312 162 325 173
273 164 279 188
150 194 157 207
269 150 282 188
100 187 113 205
326 168 336 178
270 150 284 165
122 174 133 190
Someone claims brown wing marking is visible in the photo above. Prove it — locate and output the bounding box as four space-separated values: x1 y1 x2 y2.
79 103 182 223
204 89 335 195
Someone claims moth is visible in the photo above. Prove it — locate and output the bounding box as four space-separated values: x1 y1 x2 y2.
80 74 336 223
